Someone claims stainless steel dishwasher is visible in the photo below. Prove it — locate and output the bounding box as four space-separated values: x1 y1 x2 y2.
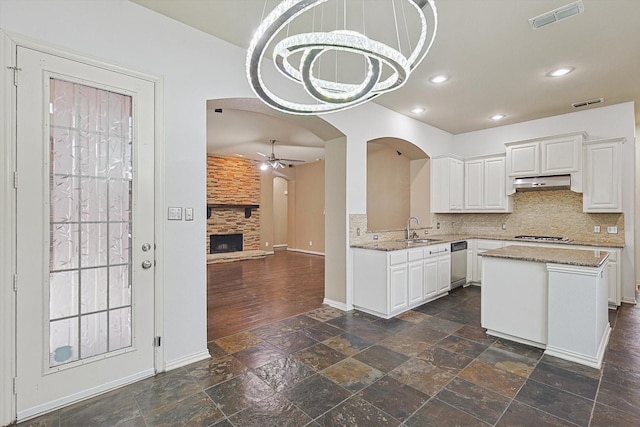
450 241 468 289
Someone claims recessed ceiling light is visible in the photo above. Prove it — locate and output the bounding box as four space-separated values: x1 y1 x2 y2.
548 67 574 77
490 114 506 121
429 74 449 84
411 107 425 114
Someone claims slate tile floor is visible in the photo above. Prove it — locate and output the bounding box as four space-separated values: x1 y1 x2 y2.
19 286 640 426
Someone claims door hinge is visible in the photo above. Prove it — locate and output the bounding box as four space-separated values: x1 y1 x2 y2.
13 377 17 395
13 274 17 292
13 171 18 189
153 336 161 347
6 66 21 86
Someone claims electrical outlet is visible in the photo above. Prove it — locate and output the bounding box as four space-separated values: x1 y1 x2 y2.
309 241 313 246
168 207 182 220
607 226 618 234
265 242 269 247
436 222 441 230
594 225 601 233
356 227 361 236
501 223 506 230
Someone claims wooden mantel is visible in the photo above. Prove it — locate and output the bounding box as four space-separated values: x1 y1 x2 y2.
207 204 259 219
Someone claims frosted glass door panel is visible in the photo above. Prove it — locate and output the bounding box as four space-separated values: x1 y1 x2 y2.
48 78 133 367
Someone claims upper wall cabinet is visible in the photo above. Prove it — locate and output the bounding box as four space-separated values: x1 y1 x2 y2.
431 156 464 213
583 138 624 213
464 154 512 212
505 132 587 194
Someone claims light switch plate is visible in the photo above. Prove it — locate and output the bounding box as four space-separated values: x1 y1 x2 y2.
594 225 601 233
607 226 618 234
185 207 194 221
168 207 182 220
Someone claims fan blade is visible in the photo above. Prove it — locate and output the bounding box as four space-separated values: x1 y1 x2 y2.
256 151 267 158
278 158 305 163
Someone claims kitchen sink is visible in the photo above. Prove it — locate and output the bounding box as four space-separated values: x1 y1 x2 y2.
398 238 440 244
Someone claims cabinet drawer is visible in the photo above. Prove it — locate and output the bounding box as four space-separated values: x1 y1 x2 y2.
408 248 423 262
389 251 408 265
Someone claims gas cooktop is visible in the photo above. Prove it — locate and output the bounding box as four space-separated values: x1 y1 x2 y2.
514 235 569 242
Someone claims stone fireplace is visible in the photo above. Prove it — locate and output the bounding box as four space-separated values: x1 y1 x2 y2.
207 155 261 254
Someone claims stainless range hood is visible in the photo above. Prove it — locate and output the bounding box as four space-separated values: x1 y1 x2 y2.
513 175 571 192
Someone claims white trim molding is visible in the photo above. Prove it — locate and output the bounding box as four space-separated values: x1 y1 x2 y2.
287 248 325 256
322 298 353 312
0 28 17 427
164 351 210 372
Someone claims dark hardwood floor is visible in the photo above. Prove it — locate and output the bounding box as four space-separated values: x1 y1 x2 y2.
207 249 325 341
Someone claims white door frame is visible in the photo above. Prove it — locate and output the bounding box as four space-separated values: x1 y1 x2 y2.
0 30 166 425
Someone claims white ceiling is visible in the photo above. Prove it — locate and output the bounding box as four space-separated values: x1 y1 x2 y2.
131 0 640 160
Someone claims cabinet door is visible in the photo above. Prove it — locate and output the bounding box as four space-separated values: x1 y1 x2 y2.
431 157 462 213
507 142 539 177
424 257 438 299
450 159 464 210
484 157 506 209
464 160 483 210
583 141 621 212
389 264 408 313
438 255 451 293
408 261 424 305
541 136 580 175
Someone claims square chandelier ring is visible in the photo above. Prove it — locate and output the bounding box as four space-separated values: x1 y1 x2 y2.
247 0 438 115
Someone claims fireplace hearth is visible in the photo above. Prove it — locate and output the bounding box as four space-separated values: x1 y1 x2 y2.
210 233 243 254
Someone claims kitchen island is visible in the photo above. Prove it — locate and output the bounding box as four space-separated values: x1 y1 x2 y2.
480 245 610 368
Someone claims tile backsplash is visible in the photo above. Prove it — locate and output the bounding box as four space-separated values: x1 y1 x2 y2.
350 190 624 246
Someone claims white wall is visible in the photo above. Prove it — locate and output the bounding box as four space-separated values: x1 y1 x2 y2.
452 102 636 303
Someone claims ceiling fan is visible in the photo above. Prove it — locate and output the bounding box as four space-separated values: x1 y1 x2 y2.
257 140 305 169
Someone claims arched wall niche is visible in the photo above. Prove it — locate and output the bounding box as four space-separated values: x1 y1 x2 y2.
367 137 432 232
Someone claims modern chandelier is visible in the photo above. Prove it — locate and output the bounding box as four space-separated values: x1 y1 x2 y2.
247 0 438 115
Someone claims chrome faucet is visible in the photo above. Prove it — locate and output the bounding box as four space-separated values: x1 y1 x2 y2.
407 216 420 240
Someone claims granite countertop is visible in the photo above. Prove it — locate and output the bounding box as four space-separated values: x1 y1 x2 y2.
480 245 610 268
351 233 624 252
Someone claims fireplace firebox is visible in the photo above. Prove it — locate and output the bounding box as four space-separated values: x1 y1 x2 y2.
210 233 243 254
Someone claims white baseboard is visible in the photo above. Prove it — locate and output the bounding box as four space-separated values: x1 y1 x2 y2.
287 248 325 256
17 368 155 423
545 325 611 369
622 296 637 305
273 244 288 248
323 298 353 312
165 350 210 371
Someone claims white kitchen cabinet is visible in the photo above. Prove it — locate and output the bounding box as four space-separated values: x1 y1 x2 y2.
464 154 512 212
583 138 624 213
506 142 540 177
424 244 451 295
471 239 504 284
540 135 582 175
352 245 451 319
408 249 425 305
505 132 586 194
431 156 464 213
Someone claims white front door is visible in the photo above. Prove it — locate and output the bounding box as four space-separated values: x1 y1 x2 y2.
15 46 156 420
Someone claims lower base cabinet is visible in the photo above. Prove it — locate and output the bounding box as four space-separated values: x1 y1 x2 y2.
353 245 451 319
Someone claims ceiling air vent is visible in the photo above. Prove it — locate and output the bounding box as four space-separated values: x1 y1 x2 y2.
572 98 604 109
529 1 584 29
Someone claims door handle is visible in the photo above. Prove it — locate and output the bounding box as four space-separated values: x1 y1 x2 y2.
141 260 153 269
